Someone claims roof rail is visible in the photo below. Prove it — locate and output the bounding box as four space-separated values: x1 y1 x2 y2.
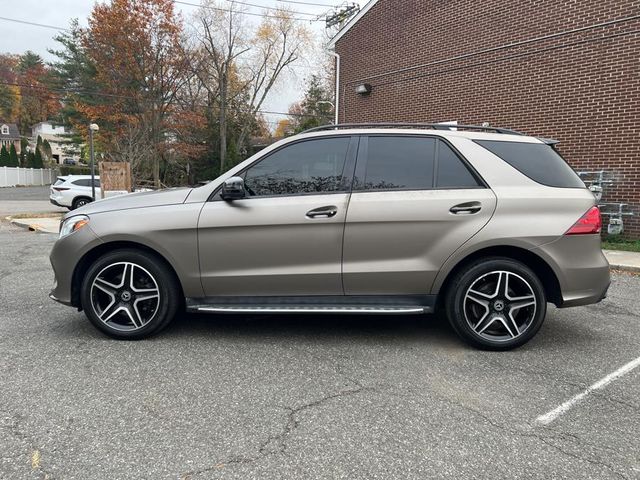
301 123 524 136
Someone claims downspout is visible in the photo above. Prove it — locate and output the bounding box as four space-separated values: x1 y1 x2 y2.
327 50 340 125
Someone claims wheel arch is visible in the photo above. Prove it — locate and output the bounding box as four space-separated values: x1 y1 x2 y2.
70 240 184 309
435 245 563 308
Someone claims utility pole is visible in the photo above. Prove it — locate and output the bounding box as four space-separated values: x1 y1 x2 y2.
325 3 359 29
89 123 99 201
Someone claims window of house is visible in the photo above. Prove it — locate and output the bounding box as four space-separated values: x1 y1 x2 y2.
1 125 8 135
363 136 435 190
243 137 350 197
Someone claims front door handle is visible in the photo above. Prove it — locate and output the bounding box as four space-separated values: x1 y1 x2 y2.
450 202 482 215
306 206 338 219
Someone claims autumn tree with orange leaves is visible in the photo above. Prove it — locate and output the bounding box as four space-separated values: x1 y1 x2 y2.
79 0 199 187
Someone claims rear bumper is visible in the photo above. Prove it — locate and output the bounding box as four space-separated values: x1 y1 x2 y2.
532 235 611 308
50 198 65 208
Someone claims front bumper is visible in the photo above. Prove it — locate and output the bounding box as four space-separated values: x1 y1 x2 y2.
49 225 103 307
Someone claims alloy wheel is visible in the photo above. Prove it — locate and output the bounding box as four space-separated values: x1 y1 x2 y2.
463 270 537 342
90 262 160 332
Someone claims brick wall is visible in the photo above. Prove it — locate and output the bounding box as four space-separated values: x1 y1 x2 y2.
335 0 640 238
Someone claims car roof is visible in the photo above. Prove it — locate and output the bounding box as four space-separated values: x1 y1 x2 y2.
293 127 543 144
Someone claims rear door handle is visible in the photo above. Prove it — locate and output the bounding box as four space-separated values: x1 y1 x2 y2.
450 202 482 215
306 206 338 219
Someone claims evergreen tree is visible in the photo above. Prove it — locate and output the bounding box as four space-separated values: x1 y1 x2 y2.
19 137 28 166
24 151 35 168
0 145 10 166
8 143 19 167
33 148 43 168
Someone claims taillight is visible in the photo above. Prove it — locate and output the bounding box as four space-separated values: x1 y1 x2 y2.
53 187 70 191
565 206 602 235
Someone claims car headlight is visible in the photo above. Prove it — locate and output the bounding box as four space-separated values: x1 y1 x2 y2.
59 215 90 238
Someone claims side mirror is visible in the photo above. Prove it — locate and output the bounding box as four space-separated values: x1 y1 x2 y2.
220 176 246 201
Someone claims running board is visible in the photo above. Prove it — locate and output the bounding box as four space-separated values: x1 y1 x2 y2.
189 305 428 315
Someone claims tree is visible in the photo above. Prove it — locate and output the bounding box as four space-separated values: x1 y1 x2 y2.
194 2 310 172
8 143 19 167
287 75 333 133
0 145 9 166
24 151 35 168
19 137 28 166
33 148 43 168
274 119 292 138
15 52 60 131
80 0 191 188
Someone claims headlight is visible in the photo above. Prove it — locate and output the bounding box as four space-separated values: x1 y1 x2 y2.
59 215 90 238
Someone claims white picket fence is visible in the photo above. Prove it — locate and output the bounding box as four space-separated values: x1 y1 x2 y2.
0 167 57 187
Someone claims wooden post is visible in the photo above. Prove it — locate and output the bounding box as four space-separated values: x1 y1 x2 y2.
98 162 132 199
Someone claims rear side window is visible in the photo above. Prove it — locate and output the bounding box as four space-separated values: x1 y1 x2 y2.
437 140 482 188
364 136 435 190
72 179 91 187
475 140 584 188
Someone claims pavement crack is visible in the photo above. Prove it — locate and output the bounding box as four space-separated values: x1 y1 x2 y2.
179 382 371 479
429 392 630 480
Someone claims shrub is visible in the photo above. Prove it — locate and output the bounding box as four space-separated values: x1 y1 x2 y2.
9 144 19 167
0 145 10 166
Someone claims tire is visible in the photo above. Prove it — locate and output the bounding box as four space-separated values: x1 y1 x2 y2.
444 257 547 350
80 249 180 340
72 197 92 210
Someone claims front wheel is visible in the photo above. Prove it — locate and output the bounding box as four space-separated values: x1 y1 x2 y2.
444 257 547 350
81 249 180 339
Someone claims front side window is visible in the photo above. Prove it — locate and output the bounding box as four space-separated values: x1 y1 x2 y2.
243 137 350 197
363 136 435 190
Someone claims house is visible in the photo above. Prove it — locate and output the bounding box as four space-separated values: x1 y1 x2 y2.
328 0 639 237
31 121 81 164
0 122 21 154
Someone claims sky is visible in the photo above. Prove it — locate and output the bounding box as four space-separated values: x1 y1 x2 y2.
0 0 349 127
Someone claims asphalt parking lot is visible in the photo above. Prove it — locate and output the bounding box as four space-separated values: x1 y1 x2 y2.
1 220 639 479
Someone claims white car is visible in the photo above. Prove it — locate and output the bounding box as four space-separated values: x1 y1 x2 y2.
50 175 100 210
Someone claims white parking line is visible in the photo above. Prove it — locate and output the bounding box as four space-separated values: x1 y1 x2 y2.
536 355 640 426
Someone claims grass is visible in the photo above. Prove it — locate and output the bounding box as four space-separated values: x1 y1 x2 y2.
601 236 640 253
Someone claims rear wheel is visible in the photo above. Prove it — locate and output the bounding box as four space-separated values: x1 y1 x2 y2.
444 257 547 350
72 197 92 210
81 249 180 339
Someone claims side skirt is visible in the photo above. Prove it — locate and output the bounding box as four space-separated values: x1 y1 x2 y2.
185 295 436 315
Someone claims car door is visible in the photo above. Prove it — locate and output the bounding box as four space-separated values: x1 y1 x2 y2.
198 135 358 297
342 135 497 295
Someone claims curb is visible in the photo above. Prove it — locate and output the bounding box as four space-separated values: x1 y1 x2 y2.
609 264 640 274
5 216 58 234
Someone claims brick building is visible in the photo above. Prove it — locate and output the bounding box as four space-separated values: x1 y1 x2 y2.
329 0 640 238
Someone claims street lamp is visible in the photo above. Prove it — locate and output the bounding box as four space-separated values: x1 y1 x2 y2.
89 123 99 201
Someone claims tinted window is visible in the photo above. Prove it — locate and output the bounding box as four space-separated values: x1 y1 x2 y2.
436 140 481 188
244 137 350 196
72 179 91 187
364 136 435 190
475 140 584 188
